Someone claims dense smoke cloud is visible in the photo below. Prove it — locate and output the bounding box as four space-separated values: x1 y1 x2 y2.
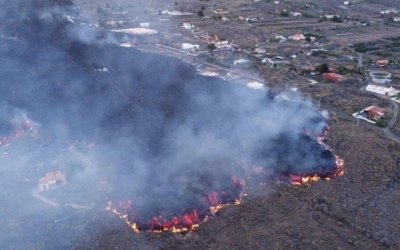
0 0 335 243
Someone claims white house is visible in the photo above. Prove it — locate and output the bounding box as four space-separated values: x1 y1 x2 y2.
275 35 287 42
139 22 150 27
325 14 340 19
394 17 400 22
247 82 265 90
38 171 67 192
215 41 232 49
181 43 200 50
221 16 229 22
366 84 399 96
233 59 249 65
380 9 398 15
183 22 194 29
291 12 302 17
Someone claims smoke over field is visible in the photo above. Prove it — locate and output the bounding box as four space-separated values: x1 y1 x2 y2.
0 0 342 246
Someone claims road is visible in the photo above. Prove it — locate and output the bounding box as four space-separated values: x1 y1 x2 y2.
138 44 265 84
139 43 400 143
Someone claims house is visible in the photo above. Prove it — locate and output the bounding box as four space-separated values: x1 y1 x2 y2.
291 12 302 17
183 22 193 29
310 36 316 42
325 14 340 19
233 59 249 65
275 35 287 42
254 48 266 54
214 8 229 14
247 82 264 90
38 171 67 192
290 33 305 41
297 62 315 71
200 35 217 44
394 17 400 22
380 9 398 15
376 59 389 66
322 73 344 81
215 41 232 49
366 84 399 96
365 84 400 96
105 20 121 26
139 22 150 27
364 106 386 120
221 16 229 22
181 43 200 50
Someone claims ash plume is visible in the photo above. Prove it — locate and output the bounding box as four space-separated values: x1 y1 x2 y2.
0 0 336 245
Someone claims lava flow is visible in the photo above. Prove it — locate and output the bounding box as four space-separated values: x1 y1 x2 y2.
106 175 246 233
106 126 344 233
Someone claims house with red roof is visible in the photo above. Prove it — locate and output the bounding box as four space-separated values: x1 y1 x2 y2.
322 73 344 81
37 171 67 192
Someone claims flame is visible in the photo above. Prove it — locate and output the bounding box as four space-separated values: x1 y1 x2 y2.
106 126 345 233
106 176 247 233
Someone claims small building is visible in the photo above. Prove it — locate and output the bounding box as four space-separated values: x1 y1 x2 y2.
275 35 287 42
247 81 265 90
38 171 67 192
182 43 200 50
325 14 340 19
376 59 389 66
290 33 305 41
213 8 229 14
364 106 386 120
139 22 150 27
380 9 398 15
233 59 249 65
394 17 400 22
221 16 229 22
291 12 302 17
322 73 344 81
366 84 399 96
183 22 193 29
254 48 266 54
215 41 232 49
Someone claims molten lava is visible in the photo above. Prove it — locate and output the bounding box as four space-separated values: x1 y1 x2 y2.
106 126 344 233
106 175 246 233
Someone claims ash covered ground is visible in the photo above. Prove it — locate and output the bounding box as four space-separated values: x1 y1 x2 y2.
0 1 353 249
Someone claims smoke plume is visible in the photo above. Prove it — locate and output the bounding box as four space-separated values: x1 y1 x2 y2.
0 0 336 243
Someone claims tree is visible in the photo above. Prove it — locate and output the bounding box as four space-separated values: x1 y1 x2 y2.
315 63 329 74
332 15 343 23
201 5 205 10
197 10 204 17
280 10 289 17
207 43 216 50
305 36 311 42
